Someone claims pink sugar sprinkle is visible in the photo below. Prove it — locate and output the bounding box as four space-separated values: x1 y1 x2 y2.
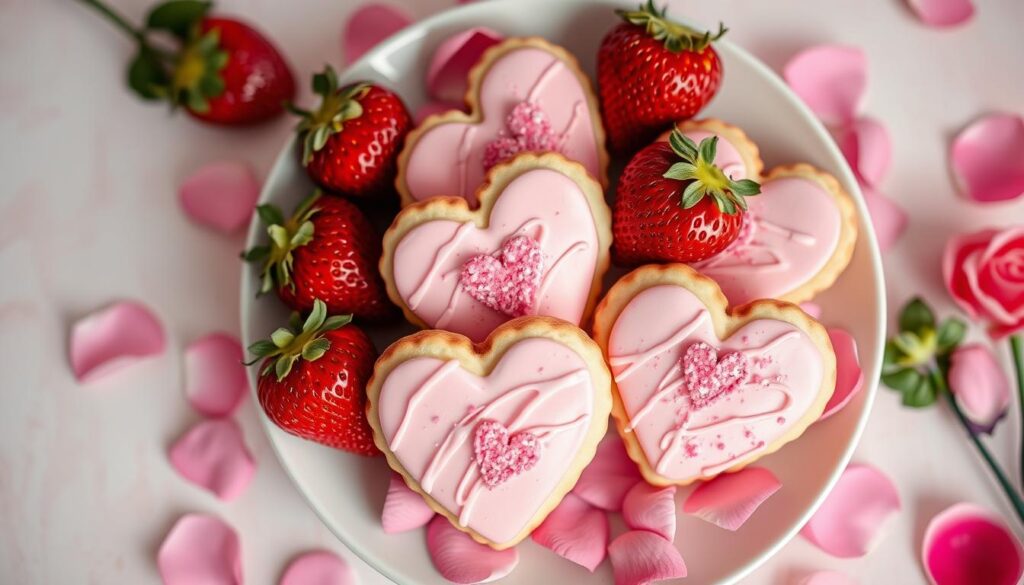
430 415 440 424
473 420 540 488
716 442 726 451
681 342 750 408
482 101 564 169
460 235 543 317
776 417 786 425
684 442 699 457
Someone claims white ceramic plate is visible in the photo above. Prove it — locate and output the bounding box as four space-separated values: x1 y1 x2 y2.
240 1 886 583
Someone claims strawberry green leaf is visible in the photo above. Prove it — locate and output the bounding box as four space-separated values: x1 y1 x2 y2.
270 328 295 348
275 353 299 381
616 1 726 53
681 181 704 209
146 0 211 39
301 338 330 361
256 204 285 227
302 300 328 334
728 179 761 197
664 162 697 181
246 339 277 358
321 315 353 331
699 136 718 164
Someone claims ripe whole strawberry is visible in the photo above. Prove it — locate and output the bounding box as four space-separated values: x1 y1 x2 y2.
598 1 726 155
80 0 295 125
248 300 379 455
613 128 761 264
244 192 394 321
290 66 411 198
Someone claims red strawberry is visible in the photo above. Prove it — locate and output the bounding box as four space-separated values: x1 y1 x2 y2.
248 301 379 455
244 192 395 321
290 66 411 198
79 0 295 125
613 128 761 264
598 1 726 155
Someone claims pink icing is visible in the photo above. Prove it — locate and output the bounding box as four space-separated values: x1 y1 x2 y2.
405 47 602 206
377 338 596 544
459 235 543 317
608 285 826 482
393 168 600 342
473 420 540 488
694 175 843 305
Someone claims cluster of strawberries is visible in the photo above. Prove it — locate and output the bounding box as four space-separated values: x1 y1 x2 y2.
83 0 756 456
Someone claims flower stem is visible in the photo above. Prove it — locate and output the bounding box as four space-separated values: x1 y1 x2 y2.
935 369 1024 526
76 0 146 43
1010 335 1024 491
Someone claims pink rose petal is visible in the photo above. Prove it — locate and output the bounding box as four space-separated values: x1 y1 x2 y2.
861 181 908 252
819 328 864 422
839 118 891 187
342 4 412 65
382 473 435 534
157 514 243 585
622 482 677 541
800 571 858 585
800 463 901 558
426 516 518 583
800 302 823 320
169 419 256 502
279 550 356 585
608 530 687 585
783 45 867 127
948 344 1011 434
179 161 259 234
572 435 643 511
426 27 504 103
922 502 1023 585
682 467 781 531
531 493 608 572
414 101 463 125
951 113 1024 204
907 0 975 27
184 332 247 417
69 301 166 383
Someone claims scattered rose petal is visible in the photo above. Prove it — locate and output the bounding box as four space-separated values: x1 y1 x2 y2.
861 181 908 252
414 101 463 125
950 113 1024 204
608 530 687 585
179 161 259 234
157 514 243 585
907 0 975 27
573 435 643 511
426 516 518 583
531 493 608 572
800 463 901 557
382 473 435 533
427 27 504 103
279 550 356 585
922 502 1023 585
683 467 781 531
783 45 867 127
184 332 247 417
947 344 1011 434
169 419 256 501
622 482 677 541
342 3 412 65
839 118 891 187
819 328 864 421
69 301 166 383
799 571 858 585
800 302 823 320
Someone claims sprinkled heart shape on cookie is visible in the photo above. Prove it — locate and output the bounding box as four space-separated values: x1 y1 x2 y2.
398 38 608 207
474 420 541 488
460 235 544 317
682 341 750 407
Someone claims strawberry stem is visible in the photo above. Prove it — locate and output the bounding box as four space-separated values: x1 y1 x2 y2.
246 299 353 381
617 0 726 53
663 127 760 214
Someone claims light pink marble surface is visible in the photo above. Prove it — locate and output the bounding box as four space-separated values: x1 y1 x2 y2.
0 0 1021 583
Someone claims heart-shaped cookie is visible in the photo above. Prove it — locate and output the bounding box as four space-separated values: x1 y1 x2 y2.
397 37 609 207
660 120 858 306
592 264 836 486
381 152 612 342
367 317 612 548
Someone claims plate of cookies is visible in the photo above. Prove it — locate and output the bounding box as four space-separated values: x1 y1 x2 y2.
239 0 886 584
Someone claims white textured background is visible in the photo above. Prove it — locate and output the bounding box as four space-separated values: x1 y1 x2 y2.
1 0 1022 582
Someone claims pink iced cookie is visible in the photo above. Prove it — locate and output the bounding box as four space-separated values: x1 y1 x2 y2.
658 119 858 306
397 37 608 207
367 318 612 549
382 153 611 342
593 264 837 485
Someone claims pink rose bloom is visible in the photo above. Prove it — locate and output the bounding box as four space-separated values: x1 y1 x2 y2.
947 344 1011 434
943 226 1024 338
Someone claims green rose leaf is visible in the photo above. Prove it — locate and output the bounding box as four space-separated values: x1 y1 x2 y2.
146 0 212 38
899 297 936 335
882 340 904 373
901 373 938 408
936 317 968 354
881 367 922 394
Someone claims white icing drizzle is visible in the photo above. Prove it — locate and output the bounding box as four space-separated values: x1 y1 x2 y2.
609 312 708 381
559 101 585 140
526 58 564 102
391 360 461 450
534 241 589 306
456 125 478 197
696 217 817 273
409 223 474 310
623 362 683 432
